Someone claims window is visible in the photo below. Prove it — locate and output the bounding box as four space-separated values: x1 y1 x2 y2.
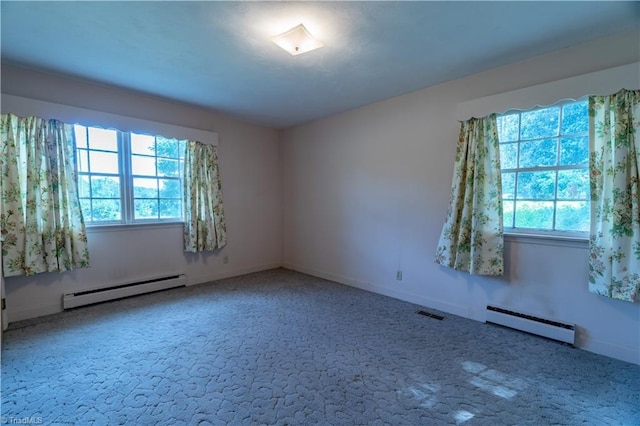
497 100 589 236
75 125 186 225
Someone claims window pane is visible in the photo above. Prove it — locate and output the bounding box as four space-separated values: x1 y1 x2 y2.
92 199 121 221
133 178 158 198
500 143 518 169
78 128 187 225
131 133 156 155
501 172 515 199
499 101 589 234
561 101 588 135
89 151 119 174
74 125 88 148
159 179 181 198
88 128 118 151
134 199 159 219
157 158 180 177
78 175 90 198
519 139 558 168
514 201 554 229
156 136 180 158
77 149 89 172
91 176 120 198
559 136 589 166
516 171 556 199
159 199 181 218
131 155 156 176
557 169 589 200
520 107 560 139
503 201 514 228
79 198 91 219
556 201 589 232
497 114 519 142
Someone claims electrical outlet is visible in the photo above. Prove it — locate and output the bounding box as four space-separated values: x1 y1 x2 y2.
223 255 229 264
396 270 402 281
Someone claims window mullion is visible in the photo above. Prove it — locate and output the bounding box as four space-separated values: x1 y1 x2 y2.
78 127 185 226
552 169 559 231
83 127 94 222
121 132 134 224
499 99 589 236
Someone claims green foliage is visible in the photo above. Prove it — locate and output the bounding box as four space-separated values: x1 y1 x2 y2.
79 176 121 222
557 169 589 199
77 130 186 223
501 172 515 198
159 199 181 218
159 179 181 198
125 135 185 220
503 200 514 227
561 101 589 134
497 114 519 142
91 199 121 221
556 202 589 232
134 199 159 219
560 136 589 165
514 201 554 229
519 139 557 168
520 107 559 139
517 171 556 199
498 101 589 232
500 142 517 169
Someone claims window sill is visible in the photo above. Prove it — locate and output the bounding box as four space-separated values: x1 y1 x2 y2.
86 221 183 234
504 232 588 248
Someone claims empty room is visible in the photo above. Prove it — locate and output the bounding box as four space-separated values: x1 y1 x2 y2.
1 1 639 425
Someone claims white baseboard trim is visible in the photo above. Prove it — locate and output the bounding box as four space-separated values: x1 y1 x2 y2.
282 262 467 318
186 262 282 287
580 337 640 366
282 262 640 366
6 262 282 324
7 301 61 323
8 262 637 366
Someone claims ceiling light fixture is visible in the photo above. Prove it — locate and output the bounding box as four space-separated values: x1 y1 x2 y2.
271 23 324 56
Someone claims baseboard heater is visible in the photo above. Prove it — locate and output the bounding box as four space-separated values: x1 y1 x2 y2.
63 274 186 310
485 305 575 345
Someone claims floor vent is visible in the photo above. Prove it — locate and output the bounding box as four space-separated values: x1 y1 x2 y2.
63 274 186 309
486 305 575 345
416 310 444 320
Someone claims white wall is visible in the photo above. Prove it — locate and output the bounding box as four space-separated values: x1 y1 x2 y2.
1 64 282 321
281 30 640 364
2 30 639 365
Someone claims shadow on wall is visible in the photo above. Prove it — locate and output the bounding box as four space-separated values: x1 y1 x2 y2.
574 325 590 348
183 247 225 266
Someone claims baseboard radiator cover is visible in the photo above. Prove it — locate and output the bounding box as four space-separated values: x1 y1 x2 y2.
63 274 186 310
485 305 575 345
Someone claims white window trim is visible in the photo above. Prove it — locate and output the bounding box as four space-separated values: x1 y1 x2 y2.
85 221 184 234
455 62 639 242
1 94 217 228
505 232 588 249
77 127 188 226
0 94 218 146
455 62 639 121
499 99 590 237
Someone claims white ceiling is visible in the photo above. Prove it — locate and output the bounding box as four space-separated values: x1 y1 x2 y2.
1 1 639 129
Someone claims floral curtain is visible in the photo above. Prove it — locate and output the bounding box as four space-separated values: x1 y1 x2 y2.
435 114 504 275
0 114 90 277
588 89 640 302
183 140 227 252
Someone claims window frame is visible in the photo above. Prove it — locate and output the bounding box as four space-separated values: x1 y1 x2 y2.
75 125 186 226
497 99 590 240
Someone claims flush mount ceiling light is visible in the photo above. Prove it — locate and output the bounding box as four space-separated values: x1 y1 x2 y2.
271 23 324 56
